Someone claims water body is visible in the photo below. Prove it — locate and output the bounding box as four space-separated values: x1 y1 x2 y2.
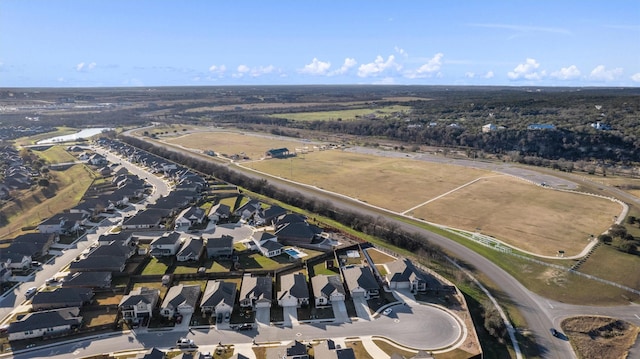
37 127 113 144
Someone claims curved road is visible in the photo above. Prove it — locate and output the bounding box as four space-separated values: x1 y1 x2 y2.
128 129 640 358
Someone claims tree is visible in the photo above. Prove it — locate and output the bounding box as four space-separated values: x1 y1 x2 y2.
37 178 50 187
627 216 636 225
598 234 613 244
483 305 506 342
609 224 627 238
619 241 637 254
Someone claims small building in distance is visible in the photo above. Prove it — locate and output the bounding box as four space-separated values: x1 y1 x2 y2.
265 148 292 158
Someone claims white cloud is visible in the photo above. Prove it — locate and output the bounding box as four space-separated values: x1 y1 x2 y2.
357 55 401 77
551 65 581 80
507 58 545 80
233 64 276 78
589 65 623 81
208 64 227 75
405 53 444 79
76 62 96 72
631 73 640 82
299 58 331 75
484 71 495 79
330 57 357 75
394 46 408 57
465 72 475 78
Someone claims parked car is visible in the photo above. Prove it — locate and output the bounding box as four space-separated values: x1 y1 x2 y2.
383 308 393 315
31 261 42 268
550 328 560 337
176 337 196 348
237 324 252 331
25 287 37 298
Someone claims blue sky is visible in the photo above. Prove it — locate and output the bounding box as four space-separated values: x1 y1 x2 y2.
1 0 639 87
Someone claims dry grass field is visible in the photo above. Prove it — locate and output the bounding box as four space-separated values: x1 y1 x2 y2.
561 316 639 359
412 176 620 256
246 150 492 213
169 130 621 257
164 131 304 160
267 105 411 122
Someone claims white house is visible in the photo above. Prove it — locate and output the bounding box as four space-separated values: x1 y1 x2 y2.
311 275 345 307
277 273 309 308
149 232 184 257
119 287 160 322
342 266 379 299
7 307 82 341
239 274 272 309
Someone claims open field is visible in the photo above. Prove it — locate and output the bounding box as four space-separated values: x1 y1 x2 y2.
577 242 640 291
584 175 640 198
561 316 639 359
33 145 78 164
164 131 305 160
0 164 95 239
246 150 493 213
365 248 397 264
13 127 77 146
267 105 411 122
412 176 621 256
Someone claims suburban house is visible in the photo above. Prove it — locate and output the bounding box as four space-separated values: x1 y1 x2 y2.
119 287 161 322
97 231 135 247
239 274 273 309
200 280 237 321
160 284 201 319
121 209 166 230
175 206 207 230
61 271 112 289
204 234 234 259
311 275 346 306
69 254 127 274
0 262 12 283
234 199 262 221
30 287 94 311
135 348 165 359
385 258 428 292
12 232 57 257
283 340 309 359
149 232 185 257
342 266 379 299
208 203 231 223
176 236 204 262
274 221 324 247
88 153 108 166
7 307 82 341
38 213 86 234
277 273 310 308
251 232 283 258
0 252 31 270
255 205 287 226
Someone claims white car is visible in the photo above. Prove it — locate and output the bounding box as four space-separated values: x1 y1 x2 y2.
176 338 196 348
25 287 37 298
382 308 393 315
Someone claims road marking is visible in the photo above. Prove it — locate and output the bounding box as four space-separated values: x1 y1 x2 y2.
635 314 640 320
547 301 554 309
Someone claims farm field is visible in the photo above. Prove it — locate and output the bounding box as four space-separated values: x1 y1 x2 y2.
164 131 306 161
267 104 411 122
169 130 621 257
412 176 620 256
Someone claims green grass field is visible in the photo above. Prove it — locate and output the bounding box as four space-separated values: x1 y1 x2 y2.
34 145 78 164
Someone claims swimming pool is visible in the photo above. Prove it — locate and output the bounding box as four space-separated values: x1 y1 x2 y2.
283 247 308 259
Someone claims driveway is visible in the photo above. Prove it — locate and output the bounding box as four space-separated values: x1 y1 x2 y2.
282 305 298 327
352 296 371 321
255 307 270 326
331 300 350 323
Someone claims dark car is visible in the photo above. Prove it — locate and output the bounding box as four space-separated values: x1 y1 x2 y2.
237 324 252 331
550 328 560 337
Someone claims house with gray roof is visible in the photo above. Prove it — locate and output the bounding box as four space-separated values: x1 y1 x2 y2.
278 273 310 308
342 266 379 299
239 274 272 309
385 258 428 292
311 275 345 307
314 339 356 359
209 203 231 223
121 209 165 230
204 234 233 259
119 287 160 322
62 271 112 289
176 236 204 262
200 280 237 320
160 284 201 319
38 212 86 234
150 232 184 257
69 253 126 274
31 287 94 311
7 307 82 341
275 221 323 247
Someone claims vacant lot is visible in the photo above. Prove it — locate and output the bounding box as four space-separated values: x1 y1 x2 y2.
413 176 620 256
267 105 411 122
561 316 639 359
169 130 620 257
165 131 305 160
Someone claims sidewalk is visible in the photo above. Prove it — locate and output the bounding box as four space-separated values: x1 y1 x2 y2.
360 336 390 359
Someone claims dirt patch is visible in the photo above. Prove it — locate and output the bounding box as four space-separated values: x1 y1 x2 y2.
561 316 639 359
538 268 568 288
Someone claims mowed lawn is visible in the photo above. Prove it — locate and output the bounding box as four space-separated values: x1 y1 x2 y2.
165 131 304 160
412 176 621 256
246 150 492 213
